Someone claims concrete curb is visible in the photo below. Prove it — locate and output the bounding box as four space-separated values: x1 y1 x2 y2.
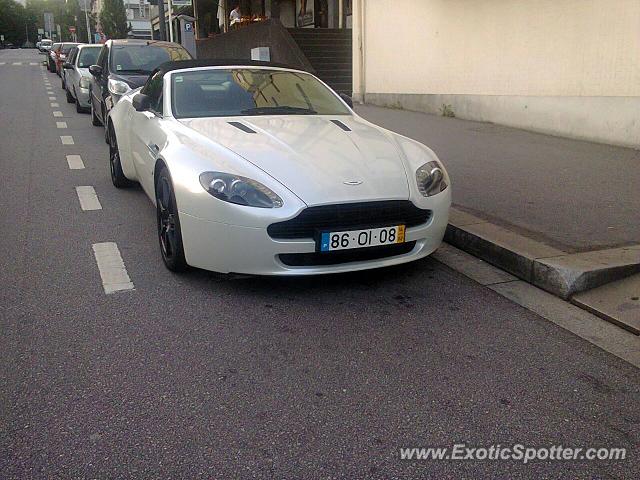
445 207 640 300
571 274 640 335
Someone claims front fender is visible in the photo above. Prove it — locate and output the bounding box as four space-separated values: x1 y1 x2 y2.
109 97 137 181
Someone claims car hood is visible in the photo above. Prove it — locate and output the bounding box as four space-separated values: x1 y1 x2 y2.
111 73 148 89
178 116 410 206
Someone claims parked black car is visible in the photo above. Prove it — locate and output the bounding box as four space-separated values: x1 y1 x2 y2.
88 39 192 129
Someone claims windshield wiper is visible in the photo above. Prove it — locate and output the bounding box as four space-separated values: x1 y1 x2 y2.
241 106 317 116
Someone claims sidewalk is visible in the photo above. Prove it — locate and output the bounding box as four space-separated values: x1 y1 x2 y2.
356 104 640 252
355 104 640 332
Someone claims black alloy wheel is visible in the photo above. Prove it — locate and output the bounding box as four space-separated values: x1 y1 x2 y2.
155 167 188 272
91 97 102 126
66 84 74 103
75 88 84 113
108 126 132 188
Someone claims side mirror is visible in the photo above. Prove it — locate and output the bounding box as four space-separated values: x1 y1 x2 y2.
63 62 73 69
89 64 102 77
132 93 152 112
339 93 354 109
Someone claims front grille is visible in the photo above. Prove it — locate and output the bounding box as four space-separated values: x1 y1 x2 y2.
268 201 431 240
279 241 416 267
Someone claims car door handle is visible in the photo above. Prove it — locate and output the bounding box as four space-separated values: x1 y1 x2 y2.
147 143 159 156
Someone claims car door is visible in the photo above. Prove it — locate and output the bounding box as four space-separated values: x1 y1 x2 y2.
97 45 111 124
129 72 167 198
70 48 81 91
66 48 78 87
90 45 107 117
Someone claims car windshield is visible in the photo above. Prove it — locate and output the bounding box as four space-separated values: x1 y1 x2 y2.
171 69 350 118
61 44 79 54
77 47 101 68
110 44 191 75
42 40 52 45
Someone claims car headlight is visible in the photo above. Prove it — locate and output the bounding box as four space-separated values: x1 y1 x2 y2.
199 172 283 208
108 78 131 95
416 160 449 196
79 77 91 89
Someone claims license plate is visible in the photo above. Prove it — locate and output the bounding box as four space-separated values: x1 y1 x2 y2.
320 225 406 252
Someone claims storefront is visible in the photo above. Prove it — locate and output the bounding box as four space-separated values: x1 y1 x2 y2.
192 0 352 39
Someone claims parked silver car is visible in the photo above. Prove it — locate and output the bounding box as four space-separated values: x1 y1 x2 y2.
39 39 52 53
62 44 102 113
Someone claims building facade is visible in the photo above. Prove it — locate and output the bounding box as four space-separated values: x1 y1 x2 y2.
126 0 153 38
352 0 640 148
181 1 352 40
92 0 153 39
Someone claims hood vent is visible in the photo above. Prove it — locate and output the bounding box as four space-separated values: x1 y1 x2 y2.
331 119 351 132
228 121 256 134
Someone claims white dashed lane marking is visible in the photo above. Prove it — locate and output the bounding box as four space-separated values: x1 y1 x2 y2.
66 155 85 169
56 121 67 129
92 242 134 294
30 62 38 65
50 102 59 107
75 186 102 211
0 62 6 65
53 111 63 117
60 135 74 145
12 62 22 65
49 96 56 100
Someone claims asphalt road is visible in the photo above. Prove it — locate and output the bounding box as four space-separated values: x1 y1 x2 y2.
1 49 639 479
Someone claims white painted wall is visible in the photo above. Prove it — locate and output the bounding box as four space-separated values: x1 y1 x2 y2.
353 0 640 147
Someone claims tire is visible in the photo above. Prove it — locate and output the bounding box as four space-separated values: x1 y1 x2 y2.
108 125 133 189
61 76 65 90
155 166 188 272
66 85 74 103
75 89 85 113
91 98 102 126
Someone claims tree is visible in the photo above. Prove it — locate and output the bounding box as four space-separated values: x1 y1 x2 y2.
100 0 130 39
20 0 95 42
0 0 28 45
62 0 96 43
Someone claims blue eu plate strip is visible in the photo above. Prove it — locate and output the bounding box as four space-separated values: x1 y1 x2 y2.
320 232 330 252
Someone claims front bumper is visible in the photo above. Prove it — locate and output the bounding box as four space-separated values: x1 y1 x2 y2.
178 192 450 275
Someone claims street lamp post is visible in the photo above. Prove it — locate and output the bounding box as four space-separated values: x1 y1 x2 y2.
84 0 92 43
157 0 167 40
168 0 174 43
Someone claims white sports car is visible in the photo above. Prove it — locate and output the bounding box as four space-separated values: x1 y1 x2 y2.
107 60 451 275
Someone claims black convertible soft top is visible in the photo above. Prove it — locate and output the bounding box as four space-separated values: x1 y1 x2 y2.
151 59 307 77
